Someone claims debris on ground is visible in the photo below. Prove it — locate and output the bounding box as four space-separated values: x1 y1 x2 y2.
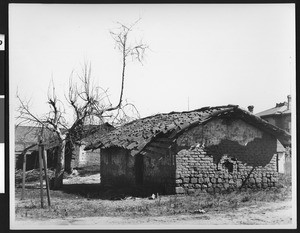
148 194 156 200
193 209 206 214
15 169 55 185
71 169 79 176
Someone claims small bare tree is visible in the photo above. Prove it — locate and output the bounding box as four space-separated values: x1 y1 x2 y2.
17 80 70 188
16 19 148 189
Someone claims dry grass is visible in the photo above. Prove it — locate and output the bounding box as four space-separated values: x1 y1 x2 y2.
15 169 56 185
15 165 100 186
15 173 292 220
75 165 101 176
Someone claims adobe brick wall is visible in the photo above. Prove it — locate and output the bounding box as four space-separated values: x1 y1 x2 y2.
175 146 278 194
100 147 135 186
175 118 278 194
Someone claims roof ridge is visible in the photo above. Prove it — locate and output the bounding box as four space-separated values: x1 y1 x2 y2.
182 104 238 113
122 104 239 126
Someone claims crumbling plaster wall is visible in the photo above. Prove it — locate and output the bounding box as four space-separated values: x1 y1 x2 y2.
143 150 176 193
175 118 278 194
177 118 263 148
100 147 135 186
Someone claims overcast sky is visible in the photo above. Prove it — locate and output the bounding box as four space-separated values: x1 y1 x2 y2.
9 4 295 123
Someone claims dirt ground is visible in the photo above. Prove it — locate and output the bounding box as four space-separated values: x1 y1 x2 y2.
63 173 101 184
13 172 296 229
13 196 295 229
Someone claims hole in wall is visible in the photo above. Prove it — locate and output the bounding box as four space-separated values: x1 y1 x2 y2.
222 160 233 172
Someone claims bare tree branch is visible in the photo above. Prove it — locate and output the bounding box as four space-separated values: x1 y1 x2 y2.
106 19 148 113
15 19 147 188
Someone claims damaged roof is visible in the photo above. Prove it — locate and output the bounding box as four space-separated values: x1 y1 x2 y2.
80 123 115 145
85 105 291 156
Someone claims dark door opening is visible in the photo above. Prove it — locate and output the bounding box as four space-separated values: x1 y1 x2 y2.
135 154 144 185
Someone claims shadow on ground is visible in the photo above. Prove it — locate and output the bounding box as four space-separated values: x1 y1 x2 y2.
61 183 159 200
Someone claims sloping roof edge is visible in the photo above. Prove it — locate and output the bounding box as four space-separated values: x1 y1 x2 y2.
84 105 238 152
85 105 291 156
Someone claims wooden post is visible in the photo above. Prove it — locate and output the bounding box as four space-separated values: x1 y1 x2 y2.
21 152 27 200
42 147 51 206
38 142 44 208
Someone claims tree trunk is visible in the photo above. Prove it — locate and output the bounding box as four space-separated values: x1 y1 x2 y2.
52 140 66 190
64 140 73 174
64 121 84 174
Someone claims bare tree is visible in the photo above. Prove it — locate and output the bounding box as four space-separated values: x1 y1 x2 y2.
17 83 67 189
16 20 148 189
108 18 148 112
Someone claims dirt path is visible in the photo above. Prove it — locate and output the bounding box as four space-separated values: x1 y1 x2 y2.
63 174 101 184
12 199 295 229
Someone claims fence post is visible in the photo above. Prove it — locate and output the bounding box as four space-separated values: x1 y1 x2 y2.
21 152 27 200
38 141 44 208
42 147 51 206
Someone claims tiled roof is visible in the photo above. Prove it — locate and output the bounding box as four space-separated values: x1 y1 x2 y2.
15 123 114 153
81 123 115 145
15 126 58 153
256 102 291 117
85 105 291 155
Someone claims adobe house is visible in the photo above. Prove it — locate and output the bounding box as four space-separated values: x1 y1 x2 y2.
15 123 114 171
255 95 291 133
70 123 115 169
15 126 59 170
85 105 291 194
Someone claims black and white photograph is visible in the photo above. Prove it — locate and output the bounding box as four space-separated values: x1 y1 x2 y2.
8 3 296 229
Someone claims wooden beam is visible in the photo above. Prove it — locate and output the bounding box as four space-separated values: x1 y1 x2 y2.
150 142 172 149
143 146 167 155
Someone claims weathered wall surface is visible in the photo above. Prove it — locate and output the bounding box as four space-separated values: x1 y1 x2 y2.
141 138 176 193
143 152 175 193
175 118 278 194
83 149 101 167
177 118 263 148
100 147 135 186
71 146 101 168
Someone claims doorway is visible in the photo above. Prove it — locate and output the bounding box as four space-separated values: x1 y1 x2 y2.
135 154 144 185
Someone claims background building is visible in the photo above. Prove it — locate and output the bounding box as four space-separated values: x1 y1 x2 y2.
255 95 292 175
